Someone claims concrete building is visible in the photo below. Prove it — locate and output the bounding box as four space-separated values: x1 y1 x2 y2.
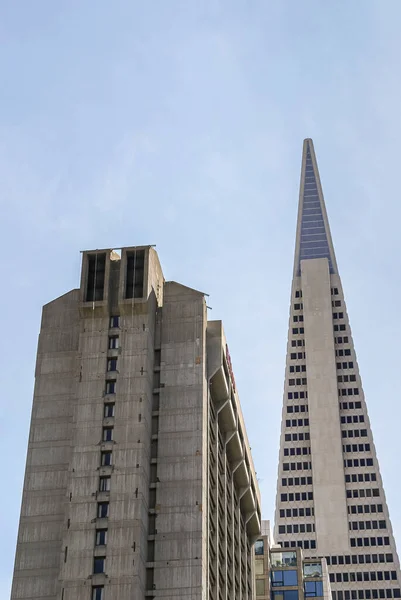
274 140 401 600
254 520 331 600
11 247 261 600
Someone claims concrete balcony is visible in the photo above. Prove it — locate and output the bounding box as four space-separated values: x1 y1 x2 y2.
218 397 236 433
232 459 250 489
226 430 243 463
210 365 229 403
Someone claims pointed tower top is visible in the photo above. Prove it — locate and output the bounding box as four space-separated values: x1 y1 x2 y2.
293 139 338 277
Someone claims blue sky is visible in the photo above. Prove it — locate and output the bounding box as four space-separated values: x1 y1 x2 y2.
2 0 401 595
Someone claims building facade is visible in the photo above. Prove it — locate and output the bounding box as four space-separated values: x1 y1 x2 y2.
254 520 331 600
11 246 261 600
274 140 401 600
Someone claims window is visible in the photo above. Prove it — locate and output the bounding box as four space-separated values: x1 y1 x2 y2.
305 581 323 597
110 316 120 328
93 557 105 574
125 249 145 299
92 586 104 600
255 540 264 555
107 358 117 372
95 529 107 546
104 403 115 418
105 380 116 394
97 502 109 518
86 253 106 302
101 451 112 466
108 336 119 349
99 476 111 492
272 570 298 586
102 427 113 442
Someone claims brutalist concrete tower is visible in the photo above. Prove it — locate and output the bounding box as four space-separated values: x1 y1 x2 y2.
11 246 261 600
274 140 401 600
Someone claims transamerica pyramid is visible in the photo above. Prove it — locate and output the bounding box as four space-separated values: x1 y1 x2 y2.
274 139 401 600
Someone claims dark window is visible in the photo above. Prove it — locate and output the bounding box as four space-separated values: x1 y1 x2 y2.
104 403 115 418
99 476 111 492
101 451 112 466
102 427 113 442
93 557 105 574
105 380 116 394
125 249 145 299
272 570 298 587
255 540 264 555
110 316 120 328
92 587 104 600
108 336 119 349
86 253 106 302
95 529 107 546
107 358 117 372
97 502 109 518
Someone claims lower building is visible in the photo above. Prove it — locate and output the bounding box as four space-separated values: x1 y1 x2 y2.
11 246 261 600
255 520 331 600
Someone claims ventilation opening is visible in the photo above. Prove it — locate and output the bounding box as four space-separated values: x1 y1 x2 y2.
86 253 106 302
125 250 145 299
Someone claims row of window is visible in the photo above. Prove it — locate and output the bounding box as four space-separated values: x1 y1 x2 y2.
291 339 305 347
283 462 312 471
278 523 315 534
334 324 347 332
331 590 401 600
293 315 304 322
290 352 306 359
343 444 370 453
333 312 344 319
345 458 374 468
287 405 308 413
288 391 308 399
342 429 367 438
278 539 316 550
337 349 352 356
339 374 357 382
285 432 310 442
335 335 348 343
284 432 310 442
279 507 314 517
349 504 383 514
289 364 306 373
333 300 342 307
331 287 340 295
347 489 380 499
340 388 360 397
349 521 387 531
342 415 365 423
326 553 394 566
346 473 377 483
292 327 305 335
285 419 310 427
281 476 313 487
350 537 391 548
280 492 314 502
288 378 308 386
340 401 362 410
338 361 354 369
284 447 310 456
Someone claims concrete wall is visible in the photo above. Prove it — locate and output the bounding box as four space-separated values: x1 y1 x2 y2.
11 289 80 600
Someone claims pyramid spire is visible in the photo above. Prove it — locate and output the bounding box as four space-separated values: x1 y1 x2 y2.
294 138 338 277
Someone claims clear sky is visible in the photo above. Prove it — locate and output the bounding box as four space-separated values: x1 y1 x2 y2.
2 1 401 595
